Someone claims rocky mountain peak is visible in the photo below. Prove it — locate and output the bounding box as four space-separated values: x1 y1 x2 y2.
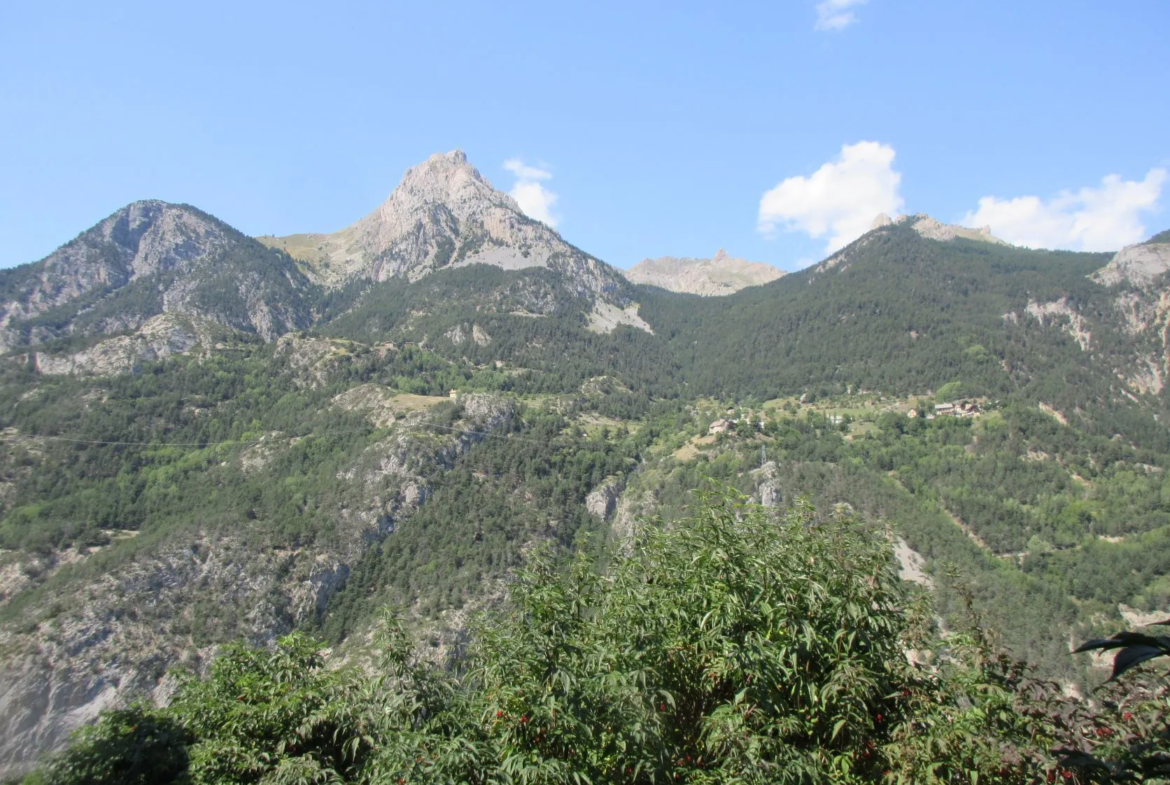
257 151 629 307
348 150 523 258
0 202 236 344
625 251 785 296
0 200 314 352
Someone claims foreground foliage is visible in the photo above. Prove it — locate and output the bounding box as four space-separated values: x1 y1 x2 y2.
25 497 1170 784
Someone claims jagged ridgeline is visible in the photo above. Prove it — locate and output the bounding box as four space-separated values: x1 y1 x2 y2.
2 148 1170 777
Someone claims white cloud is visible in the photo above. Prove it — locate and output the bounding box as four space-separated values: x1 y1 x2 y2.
815 0 867 31
758 141 904 253
503 158 560 227
961 169 1167 251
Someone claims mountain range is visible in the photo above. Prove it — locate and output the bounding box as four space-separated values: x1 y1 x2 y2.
2 150 1170 776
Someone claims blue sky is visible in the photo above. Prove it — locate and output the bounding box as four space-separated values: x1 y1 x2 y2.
1 0 1167 271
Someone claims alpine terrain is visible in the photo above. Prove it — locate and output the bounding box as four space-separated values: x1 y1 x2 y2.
3 150 1170 781
624 249 785 295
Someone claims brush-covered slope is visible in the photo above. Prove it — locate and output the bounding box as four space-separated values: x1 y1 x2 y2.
638 221 1170 446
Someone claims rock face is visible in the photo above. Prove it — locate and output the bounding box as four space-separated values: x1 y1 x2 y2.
910 214 1009 245
0 201 315 352
868 213 1009 246
30 314 224 376
1011 230 1170 397
0 394 517 776
1091 240 1170 288
258 151 628 304
1087 233 1170 394
624 250 785 296
586 478 625 520
751 461 782 508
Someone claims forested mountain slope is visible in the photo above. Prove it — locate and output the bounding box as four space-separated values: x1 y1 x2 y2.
5 159 1170 776
640 223 1166 446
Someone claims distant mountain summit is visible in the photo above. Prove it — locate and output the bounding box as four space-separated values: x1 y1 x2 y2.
0 201 314 352
1091 230 1170 288
258 150 624 300
871 213 1010 245
624 250 785 295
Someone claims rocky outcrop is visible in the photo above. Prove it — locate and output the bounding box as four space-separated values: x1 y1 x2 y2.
1024 298 1093 352
258 151 629 306
444 323 494 348
1092 241 1170 289
31 314 222 376
274 334 349 388
0 202 232 334
624 250 785 296
586 478 625 520
1083 236 1170 395
751 461 782 508
910 215 1009 245
868 213 1009 246
0 202 315 352
0 533 352 777
586 302 653 334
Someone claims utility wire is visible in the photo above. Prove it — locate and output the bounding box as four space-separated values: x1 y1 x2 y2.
0 416 582 450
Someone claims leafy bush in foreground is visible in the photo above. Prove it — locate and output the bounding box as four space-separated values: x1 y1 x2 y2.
28 495 1170 784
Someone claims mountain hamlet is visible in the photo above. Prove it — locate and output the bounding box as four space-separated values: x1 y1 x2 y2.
3 150 1170 782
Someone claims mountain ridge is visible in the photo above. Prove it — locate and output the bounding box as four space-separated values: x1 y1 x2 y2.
624 250 785 295
0 201 315 353
256 150 628 305
5 155 1170 776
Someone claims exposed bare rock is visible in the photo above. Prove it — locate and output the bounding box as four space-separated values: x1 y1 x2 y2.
31 314 221 376
1080 236 1170 395
445 324 467 346
0 201 314 352
1092 242 1170 288
0 202 231 339
274 334 349 388
440 324 492 348
910 214 1009 245
624 250 785 296
586 302 653 334
0 532 352 777
0 394 519 776
893 538 933 588
257 151 629 306
609 488 657 550
586 477 625 520
750 461 782 508
1025 298 1093 351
